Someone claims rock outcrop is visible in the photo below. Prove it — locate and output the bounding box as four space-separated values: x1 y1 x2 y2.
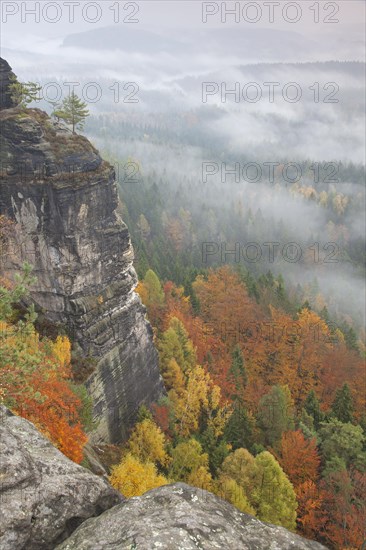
0 57 164 443
56 483 327 550
0 57 18 110
0 407 122 550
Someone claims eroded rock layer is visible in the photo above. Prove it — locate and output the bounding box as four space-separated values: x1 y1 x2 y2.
0 57 163 443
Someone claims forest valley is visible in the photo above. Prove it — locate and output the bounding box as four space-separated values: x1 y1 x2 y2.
0 166 365 550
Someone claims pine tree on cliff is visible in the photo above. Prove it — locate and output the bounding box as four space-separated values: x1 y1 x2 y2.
55 92 89 134
9 75 42 109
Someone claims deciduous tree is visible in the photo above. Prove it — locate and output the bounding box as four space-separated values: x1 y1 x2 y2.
274 430 320 489
110 453 168 497
128 418 169 467
251 451 297 530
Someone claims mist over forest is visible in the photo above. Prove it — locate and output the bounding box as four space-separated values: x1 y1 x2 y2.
4 17 364 326
1 3 365 548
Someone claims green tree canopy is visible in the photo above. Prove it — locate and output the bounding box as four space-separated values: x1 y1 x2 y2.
224 401 255 451
251 451 297 530
168 438 209 482
229 345 247 396
143 269 165 306
214 475 256 516
331 383 354 423
220 448 258 496
319 418 366 471
304 389 324 429
257 385 294 446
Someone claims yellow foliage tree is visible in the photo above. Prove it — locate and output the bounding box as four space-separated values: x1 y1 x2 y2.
187 465 213 491
159 317 196 377
109 453 168 497
214 475 256 516
173 365 230 438
51 335 71 369
128 418 170 467
163 358 185 395
220 448 258 496
169 438 210 483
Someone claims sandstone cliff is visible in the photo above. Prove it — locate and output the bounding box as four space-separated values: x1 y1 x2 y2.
0 57 163 443
1 408 327 550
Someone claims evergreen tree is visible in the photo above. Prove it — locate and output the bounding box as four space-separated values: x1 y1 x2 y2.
198 426 229 475
319 305 330 324
224 400 255 451
183 277 200 314
359 415 366 451
319 419 366 471
229 345 247 396
55 92 89 134
331 383 354 423
276 274 286 300
304 390 324 429
343 326 359 351
9 75 42 109
298 300 312 313
257 385 294 446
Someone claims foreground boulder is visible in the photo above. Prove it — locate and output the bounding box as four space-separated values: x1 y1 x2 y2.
0 407 122 550
56 483 327 550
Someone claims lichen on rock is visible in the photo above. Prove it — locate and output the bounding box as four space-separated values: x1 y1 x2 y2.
55 482 328 550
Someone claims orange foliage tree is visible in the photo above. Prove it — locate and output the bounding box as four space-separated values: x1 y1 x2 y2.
0 270 87 463
274 430 320 489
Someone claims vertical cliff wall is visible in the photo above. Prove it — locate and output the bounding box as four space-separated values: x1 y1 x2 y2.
0 58 164 443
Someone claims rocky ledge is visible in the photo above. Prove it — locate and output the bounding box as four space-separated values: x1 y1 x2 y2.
56 482 327 550
0 407 122 550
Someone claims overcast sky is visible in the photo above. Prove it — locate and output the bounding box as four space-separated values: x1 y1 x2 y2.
1 1 365 42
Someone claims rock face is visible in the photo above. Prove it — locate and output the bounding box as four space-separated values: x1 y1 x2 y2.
56 483 327 550
0 407 123 550
0 57 164 443
0 57 18 109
